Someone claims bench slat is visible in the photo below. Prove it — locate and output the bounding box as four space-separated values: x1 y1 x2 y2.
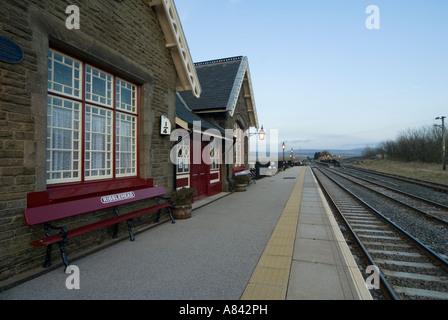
30 202 171 247
24 186 166 226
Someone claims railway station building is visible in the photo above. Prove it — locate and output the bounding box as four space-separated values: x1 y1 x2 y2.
175 56 259 199
0 0 206 285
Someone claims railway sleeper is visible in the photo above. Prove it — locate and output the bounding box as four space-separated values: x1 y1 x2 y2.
383 270 448 284
393 286 448 300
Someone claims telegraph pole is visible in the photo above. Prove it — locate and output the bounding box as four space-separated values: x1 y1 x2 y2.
436 116 446 171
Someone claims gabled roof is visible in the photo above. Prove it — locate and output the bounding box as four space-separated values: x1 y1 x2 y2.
150 0 201 98
177 56 259 128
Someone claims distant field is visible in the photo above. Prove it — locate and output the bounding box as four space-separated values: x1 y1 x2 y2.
351 159 448 184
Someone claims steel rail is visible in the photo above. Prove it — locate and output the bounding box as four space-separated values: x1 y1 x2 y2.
344 165 448 194
312 165 448 300
341 167 448 210
329 168 448 226
318 167 448 269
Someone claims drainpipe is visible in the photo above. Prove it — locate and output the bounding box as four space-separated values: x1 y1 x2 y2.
173 162 177 191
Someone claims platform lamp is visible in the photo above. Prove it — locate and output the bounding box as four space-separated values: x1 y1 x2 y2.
249 125 266 160
282 142 286 170
258 126 266 141
255 126 265 161
248 126 266 179
290 148 294 167
249 125 266 141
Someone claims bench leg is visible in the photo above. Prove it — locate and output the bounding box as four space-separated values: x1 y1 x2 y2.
57 241 70 270
43 244 53 268
167 207 176 224
114 208 135 241
57 228 70 270
43 244 69 270
42 223 70 269
42 223 54 268
126 219 135 241
112 221 134 241
156 198 176 224
113 223 119 238
156 207 175 224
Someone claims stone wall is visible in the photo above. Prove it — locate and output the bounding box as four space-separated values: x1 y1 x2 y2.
0 0 178 287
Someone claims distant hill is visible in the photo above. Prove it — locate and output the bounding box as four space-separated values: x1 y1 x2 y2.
250 148 365 160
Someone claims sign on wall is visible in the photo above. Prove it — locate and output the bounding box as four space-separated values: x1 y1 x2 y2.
0 36 24 64
161 115 172 135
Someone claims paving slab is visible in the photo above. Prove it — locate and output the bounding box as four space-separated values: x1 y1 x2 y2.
0 166 372 301
286 168 372 300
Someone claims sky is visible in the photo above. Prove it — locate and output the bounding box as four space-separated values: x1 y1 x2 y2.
174 0 448 153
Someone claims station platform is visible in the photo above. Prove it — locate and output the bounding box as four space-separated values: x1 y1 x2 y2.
0 166 372 301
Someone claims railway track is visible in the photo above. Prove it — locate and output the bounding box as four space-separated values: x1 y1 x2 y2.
311 165 448 300
344 165 448 194
331 167 448 226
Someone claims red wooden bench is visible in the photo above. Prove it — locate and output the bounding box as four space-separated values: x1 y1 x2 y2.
232 166 256 185
23 180 175 270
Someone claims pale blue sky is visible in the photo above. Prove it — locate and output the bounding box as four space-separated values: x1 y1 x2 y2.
174 0 448 152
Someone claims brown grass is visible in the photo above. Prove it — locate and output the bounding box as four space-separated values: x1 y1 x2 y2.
351 159 448 184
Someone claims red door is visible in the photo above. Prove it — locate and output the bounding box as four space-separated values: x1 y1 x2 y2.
191 163 207 198
190 141 209 199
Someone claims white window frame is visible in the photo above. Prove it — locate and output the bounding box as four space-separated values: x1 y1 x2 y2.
210 138 220 172
46 95 82 184
176 137 190 175
46 48 139 185
209 137 220 183
234 123 245 167
116 112 137 178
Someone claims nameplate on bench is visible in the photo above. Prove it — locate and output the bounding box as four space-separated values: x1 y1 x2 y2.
234 170 250 176
101 192 136 204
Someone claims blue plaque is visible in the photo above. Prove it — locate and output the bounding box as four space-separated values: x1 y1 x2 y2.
0 36 24 64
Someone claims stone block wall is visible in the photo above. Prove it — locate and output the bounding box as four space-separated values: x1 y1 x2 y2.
0 0 178 287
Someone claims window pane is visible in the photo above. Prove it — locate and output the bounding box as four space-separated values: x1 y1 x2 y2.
46 96 81 184
47 49 81 99
210 139 220 171
116 78 137 113
116 112 137 177
85 66 113 107
85 105 113 180
176 140 190 174
183 146 190 173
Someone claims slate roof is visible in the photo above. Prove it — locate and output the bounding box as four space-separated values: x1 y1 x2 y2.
176 56 259 128
177 56 244 112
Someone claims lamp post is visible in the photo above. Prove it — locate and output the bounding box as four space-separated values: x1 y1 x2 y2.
249 126 265 178
290 148 294 167
249 125 266 155
282 142 286 171
436 116 446 171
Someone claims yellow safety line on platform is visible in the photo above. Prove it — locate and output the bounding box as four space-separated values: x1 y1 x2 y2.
241 168 306 300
